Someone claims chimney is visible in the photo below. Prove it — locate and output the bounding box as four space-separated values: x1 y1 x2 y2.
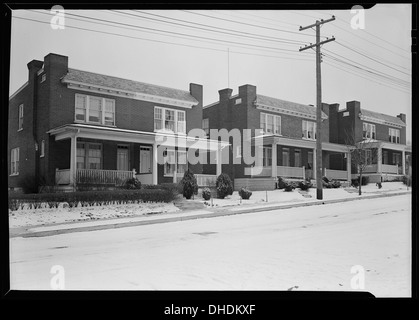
397 113 406 123
346 100 361 117
238 84 256 102
218 88 233 102
189 83 203 107
27 59 44 82
321 103 330 116
43 53 69 81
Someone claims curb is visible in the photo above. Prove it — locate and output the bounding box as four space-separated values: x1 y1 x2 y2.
11 190 411 238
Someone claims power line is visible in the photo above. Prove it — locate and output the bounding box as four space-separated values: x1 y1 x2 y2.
25 10 305 55
181 10 318 38
335 41 411 76
13 15 314 62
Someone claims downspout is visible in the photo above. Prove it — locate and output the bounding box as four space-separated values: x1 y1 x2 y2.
33 72 39 189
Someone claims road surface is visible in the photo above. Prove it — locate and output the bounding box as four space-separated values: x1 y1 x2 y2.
10 194 411 297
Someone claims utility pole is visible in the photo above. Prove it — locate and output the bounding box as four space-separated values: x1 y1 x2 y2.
299 16 335 200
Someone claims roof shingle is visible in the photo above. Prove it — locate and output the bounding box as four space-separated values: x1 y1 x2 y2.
255 94 327 118
360 109 405 127
61 68 198 104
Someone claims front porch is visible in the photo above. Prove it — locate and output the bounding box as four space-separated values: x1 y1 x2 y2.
49 124 226 188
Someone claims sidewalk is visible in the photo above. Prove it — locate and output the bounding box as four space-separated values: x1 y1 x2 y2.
10 187 411 238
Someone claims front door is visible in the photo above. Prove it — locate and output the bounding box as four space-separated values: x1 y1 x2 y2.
117 145 129 171
140 146 152 173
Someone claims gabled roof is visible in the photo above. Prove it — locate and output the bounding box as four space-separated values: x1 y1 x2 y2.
255 94 328 119
360 109 406 127
61 68 198 104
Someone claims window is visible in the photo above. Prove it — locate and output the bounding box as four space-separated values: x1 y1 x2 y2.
365 149 373 165
40 73 46 83
294 149 301 167
202 118 209 136
18 104 24 130
235 98 242 105
392 153 401 166
383 150 388 164
154 107 186 134
302 120 316 140
282 148 290 167
164 149 188 176
260 113 281 135
10 147 19 175
74 94 115 126
164 150 176 176
177 150 187 174
389 128 400 144
40 140 45 158
307 151 313 169
263 147 272 167
363 123 376 140
76 142 102 170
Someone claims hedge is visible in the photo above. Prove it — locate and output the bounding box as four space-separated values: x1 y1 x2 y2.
8 189 177 211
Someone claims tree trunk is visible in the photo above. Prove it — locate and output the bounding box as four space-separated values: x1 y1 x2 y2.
358 171 362 196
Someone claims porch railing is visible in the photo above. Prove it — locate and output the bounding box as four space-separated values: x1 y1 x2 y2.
244 166 305 178
76 169 134 186
324 168 348 180
173 172 218 187
382 164 398 174
363 164 378 173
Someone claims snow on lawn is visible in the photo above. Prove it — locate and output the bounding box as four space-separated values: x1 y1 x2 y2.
10 194 411 296
9 202 179 228
197 181 408 208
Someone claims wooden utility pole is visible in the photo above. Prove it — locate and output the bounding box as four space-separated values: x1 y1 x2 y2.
299 16 335 200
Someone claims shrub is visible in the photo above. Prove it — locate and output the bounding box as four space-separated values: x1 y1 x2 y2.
283 181 295 192
330 180 341 188
216 173 233 199
351 176 369 187
402 175 411 186
123 177 142 190
239 187 252 200
277 176 287 189
202 188 211 200
322 176 330 183
298 180 312 191
180 169 198 199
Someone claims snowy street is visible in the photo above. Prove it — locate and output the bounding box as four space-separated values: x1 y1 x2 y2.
10 194 411 297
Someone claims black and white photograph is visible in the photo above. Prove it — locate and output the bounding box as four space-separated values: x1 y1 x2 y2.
3 3 414 301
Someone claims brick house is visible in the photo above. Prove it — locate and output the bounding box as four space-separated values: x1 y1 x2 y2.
328 101 412 182
8 53 224 191
203 84 351 190
203 84 411 190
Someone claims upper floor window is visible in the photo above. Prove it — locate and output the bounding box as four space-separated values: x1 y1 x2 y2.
202 118 209 136
389 128 400 144
10 147 19 175
18 104 24 130
154 107 186 134
260 113 281 135
302 120 316 140
363 122 376 140
40 73 46 83
75 94 115 126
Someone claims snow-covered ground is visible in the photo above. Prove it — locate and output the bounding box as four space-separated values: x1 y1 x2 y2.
8 182 408 228
10 194 411 297
9 202 179 228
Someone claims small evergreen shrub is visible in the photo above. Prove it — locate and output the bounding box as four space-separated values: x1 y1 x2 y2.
202 188 211 201
238 187 252 200
180 169 198 199
283 181 296 192
123 177 142 189
351 176 370 187
216 173 233 199
298 180 312 191
277 176 287 189
402 175 411 186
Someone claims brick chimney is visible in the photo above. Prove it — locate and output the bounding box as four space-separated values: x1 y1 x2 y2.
397 113 406 123
218 88 233 102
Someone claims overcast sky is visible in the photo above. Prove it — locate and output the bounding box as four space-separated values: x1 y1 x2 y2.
8 4 412 143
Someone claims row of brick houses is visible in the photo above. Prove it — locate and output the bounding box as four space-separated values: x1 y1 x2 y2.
8 53 412 192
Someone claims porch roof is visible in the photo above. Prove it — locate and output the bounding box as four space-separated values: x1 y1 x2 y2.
357 139 412 152
47 124 229 151
252 134 349 153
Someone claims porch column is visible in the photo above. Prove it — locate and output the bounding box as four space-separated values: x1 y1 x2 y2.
347 151 351 183
377 146 382 174
271 143 277 178
312 148 317 180
152 142 158 185
69 134 77 186
216 146 222 176
402 150 406 175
